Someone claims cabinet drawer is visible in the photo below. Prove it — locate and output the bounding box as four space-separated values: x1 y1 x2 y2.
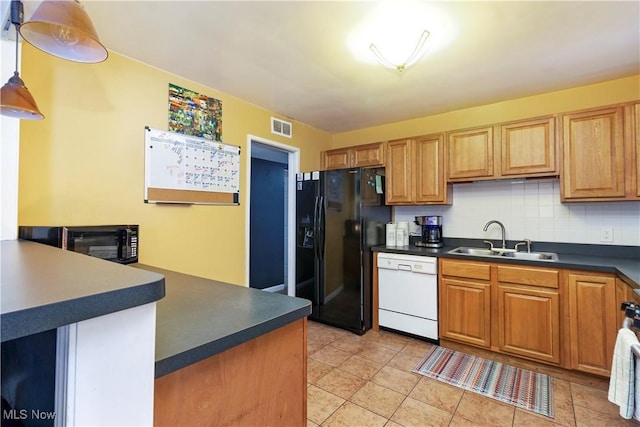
440 259 491 280
497 265 559 288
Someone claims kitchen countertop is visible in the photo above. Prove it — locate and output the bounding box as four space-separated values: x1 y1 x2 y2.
132 264 312 378
0 240 166 342
373 239 640 288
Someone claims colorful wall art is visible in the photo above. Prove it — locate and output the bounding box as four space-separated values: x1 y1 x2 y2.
168 83 222 141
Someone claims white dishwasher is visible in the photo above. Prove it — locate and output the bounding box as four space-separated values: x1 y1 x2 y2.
377 253 438 341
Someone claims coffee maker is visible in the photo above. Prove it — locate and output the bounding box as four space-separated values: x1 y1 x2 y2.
414 216 443 248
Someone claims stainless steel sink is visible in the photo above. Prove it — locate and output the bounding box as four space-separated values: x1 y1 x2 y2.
448 246 558 262
501 251 558 261
448 247 499 257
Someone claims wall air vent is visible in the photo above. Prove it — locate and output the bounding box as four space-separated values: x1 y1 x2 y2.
271 117 292 138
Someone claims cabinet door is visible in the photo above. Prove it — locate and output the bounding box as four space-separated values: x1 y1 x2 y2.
353 142 385 168
447 127 494 180
386 139 412 204
440 277 491 348
414 134 450 203
501 117 556 177
561 106 625 200
615 278 632 329
323 148 352 170
567 272 616 376
497 285 560 364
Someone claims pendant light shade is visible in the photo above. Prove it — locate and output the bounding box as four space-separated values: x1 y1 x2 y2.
1 1 44 120
0 71 44 120
19 0 108 63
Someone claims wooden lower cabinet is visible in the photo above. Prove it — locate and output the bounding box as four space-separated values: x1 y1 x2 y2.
440 277 491 348
154 319 307 426
566 271 616 376
497 285 560 364
615 277 632 329
440 259 565 367
616 277 640 328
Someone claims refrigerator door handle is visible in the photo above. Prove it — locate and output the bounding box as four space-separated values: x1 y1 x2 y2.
318 196 325 261
313 196 321 260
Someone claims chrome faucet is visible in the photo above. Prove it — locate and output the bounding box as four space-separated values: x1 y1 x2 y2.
483 220 506 249
515 239 532 253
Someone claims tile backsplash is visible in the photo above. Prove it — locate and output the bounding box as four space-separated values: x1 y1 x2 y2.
394 178 640 246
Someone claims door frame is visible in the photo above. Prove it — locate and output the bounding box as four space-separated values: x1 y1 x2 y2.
245 135 300 296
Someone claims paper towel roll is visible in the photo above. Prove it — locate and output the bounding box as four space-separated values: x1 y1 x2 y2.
386 223 397 247
397 222 409 246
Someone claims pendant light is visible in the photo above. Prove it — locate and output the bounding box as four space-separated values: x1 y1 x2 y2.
0 0 44 120
19 0 108 63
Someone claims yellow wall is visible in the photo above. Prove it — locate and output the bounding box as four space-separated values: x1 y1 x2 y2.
331 74 640 147
16 43 640 285
18 47 331 285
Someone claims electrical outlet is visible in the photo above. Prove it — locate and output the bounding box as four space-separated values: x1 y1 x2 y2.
600 227 613 242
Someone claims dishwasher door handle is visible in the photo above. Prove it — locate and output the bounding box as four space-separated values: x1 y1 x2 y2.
398 264 412 271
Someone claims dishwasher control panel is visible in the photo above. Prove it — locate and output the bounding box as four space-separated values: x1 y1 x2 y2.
377 253 437 275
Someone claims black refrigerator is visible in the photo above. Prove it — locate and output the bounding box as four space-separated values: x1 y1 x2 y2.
295 168 391 334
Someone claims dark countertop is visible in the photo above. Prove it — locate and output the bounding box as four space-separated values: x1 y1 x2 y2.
373 239 640 287
132 264 312 378
1 240 166 342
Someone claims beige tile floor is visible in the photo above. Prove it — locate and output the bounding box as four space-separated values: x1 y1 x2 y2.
306 320 639 427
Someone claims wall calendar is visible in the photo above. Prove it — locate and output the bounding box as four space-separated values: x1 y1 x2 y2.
144 126 240 204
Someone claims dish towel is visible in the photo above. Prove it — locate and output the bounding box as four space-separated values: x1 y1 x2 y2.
608 328 640 419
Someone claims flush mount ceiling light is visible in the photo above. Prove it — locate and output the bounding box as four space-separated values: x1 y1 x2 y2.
369 29 430 72
347 1 455 72
19 0 108 63
0 0 44 120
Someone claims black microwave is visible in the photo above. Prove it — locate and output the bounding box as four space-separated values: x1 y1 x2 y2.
18 225 139 264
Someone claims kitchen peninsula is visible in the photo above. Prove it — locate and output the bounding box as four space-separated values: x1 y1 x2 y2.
136 264 311 426
1 241 311 426
1 240 165 426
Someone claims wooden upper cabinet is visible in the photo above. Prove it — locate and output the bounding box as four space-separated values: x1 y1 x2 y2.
414 134 450 203
386 134 451 205
501 117 556 177
322 142 385 170
447 118 558 182
353 142 385 167
561 106 625 200
385 139 412 204
322 147 351 170
447 127 494 180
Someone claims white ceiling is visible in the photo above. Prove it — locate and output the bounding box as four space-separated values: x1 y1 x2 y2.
26 1 640 133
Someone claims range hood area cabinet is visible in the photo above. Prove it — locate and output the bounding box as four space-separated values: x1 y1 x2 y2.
385 134 452 205
446 116 558 182
560 102 640 202
322 141 385 170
